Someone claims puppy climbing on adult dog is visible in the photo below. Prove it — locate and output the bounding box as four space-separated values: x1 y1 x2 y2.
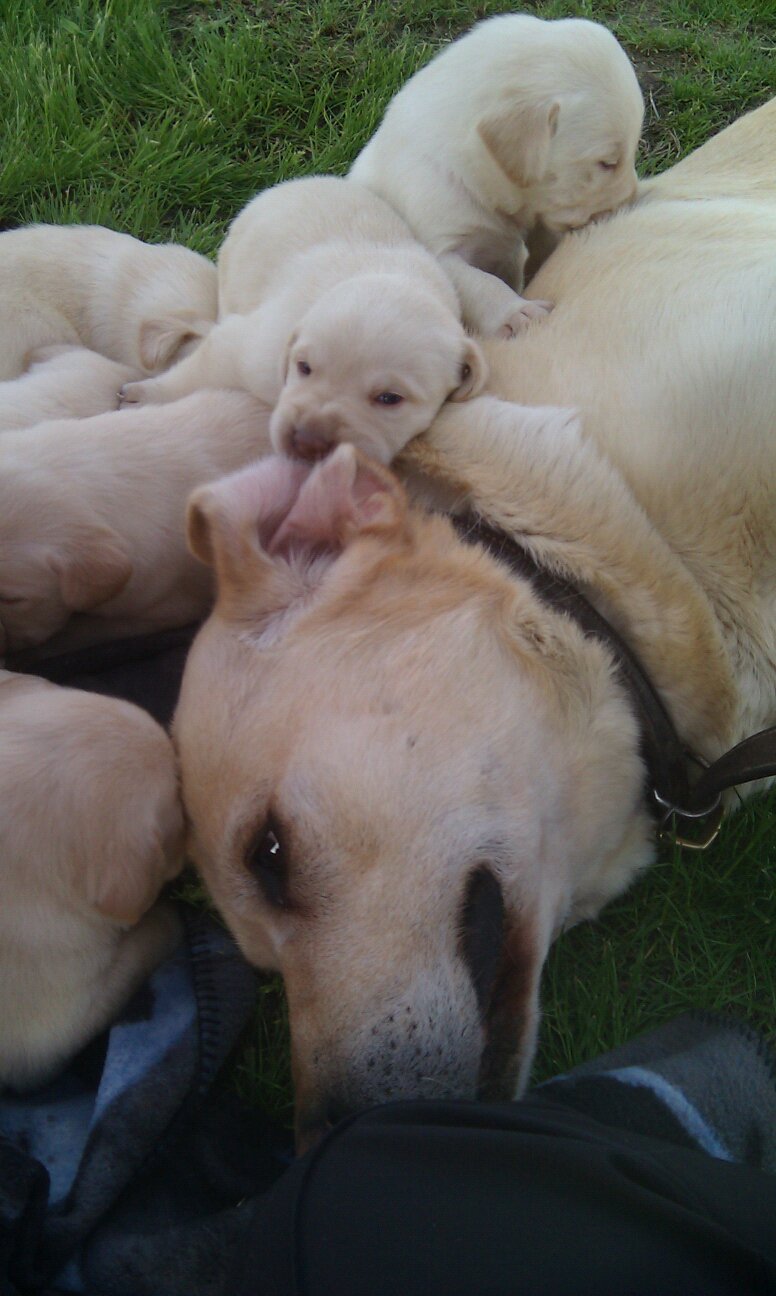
351 14 643 337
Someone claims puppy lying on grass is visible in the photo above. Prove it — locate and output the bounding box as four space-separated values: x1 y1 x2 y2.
0 389 271 653
0 670 183 1090
350 13 643 338
0 345 139 433
0 224 217 381
121 176 487 465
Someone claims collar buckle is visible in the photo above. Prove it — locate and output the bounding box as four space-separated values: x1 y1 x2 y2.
654 789 724 851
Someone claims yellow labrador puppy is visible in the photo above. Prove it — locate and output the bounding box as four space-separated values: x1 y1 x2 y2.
0 224 217 381
350 14 643 337
0 671 183 1089
173 98 776 1150
0 345 139 433
121 177 486 464
0 389 271 653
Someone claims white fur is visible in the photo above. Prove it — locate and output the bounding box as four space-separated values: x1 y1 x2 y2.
0 389 272 653
350 14 643 336
0 671 184 1089
0 345 140 432
0 224 217 381
121 177 486 463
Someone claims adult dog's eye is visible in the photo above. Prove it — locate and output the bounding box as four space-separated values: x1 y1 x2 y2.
297 360 311 376
598 159 618 172
374 391 403 406
246 817 288 908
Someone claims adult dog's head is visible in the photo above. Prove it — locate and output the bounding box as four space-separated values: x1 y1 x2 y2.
176 447 650 1150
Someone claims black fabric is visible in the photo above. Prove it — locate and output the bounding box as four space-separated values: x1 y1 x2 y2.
8 626 199 728
226 1096 776 1296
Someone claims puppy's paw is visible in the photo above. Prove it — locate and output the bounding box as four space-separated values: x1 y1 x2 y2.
119 380 154 407
496 298 554 339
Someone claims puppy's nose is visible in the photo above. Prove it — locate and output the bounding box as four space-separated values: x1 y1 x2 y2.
289 426 335 460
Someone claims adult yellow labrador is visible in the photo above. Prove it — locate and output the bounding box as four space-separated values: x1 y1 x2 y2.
175 99 776 1149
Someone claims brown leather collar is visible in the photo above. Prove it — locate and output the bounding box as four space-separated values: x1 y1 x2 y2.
454 515 776 847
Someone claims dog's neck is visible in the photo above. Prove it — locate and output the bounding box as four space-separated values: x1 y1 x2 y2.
399 400 737 760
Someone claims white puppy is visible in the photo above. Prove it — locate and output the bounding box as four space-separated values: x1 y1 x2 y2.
0 389 272 653
121 177 487 464
350 14 644 337
0 224 217 381
0 345 140 433
0 670 184 1089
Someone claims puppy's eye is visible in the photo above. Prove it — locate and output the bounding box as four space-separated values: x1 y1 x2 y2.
246 817 287 908
0 595 25 605
374 392 403 407
297 360 312 376
598 160 618 172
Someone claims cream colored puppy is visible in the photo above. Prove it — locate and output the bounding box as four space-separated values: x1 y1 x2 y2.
121 177 486 464
0 224 217 382
0 389 271 653
0 345 139 433
174 99 776 1149
350 14 643 337
0 670 184 1089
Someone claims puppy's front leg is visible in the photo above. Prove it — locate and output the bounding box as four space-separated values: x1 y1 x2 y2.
120 315 244 407
439 253 552 339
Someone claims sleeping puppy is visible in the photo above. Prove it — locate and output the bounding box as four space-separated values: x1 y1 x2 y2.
0 345 139 433
0 389 271 653
0 224 217 381
350 14 643 337
120 177 486 464
0 670 184 1089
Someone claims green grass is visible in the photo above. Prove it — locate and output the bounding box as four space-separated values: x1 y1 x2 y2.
3 0 774 1121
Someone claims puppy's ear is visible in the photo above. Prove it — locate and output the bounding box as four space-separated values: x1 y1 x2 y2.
49 530 133 611
89 801 184 925
477 99 560 189
138 311 213 372
450 338 488 402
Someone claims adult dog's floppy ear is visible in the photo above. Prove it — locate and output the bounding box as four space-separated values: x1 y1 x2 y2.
138 311 213 372
49 529 133 611
477 99 560 189
187 448 408 620
450 338 488 402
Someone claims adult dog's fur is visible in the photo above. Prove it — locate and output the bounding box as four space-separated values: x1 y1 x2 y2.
0 390 271 653
175 100 776 1150
0 224 217 381
0 346 139 432
121 177 486 464
350 14 643 337
0 670 184 1089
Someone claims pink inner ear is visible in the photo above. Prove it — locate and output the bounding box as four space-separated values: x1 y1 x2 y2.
209 456 312 553
268 445 394 558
